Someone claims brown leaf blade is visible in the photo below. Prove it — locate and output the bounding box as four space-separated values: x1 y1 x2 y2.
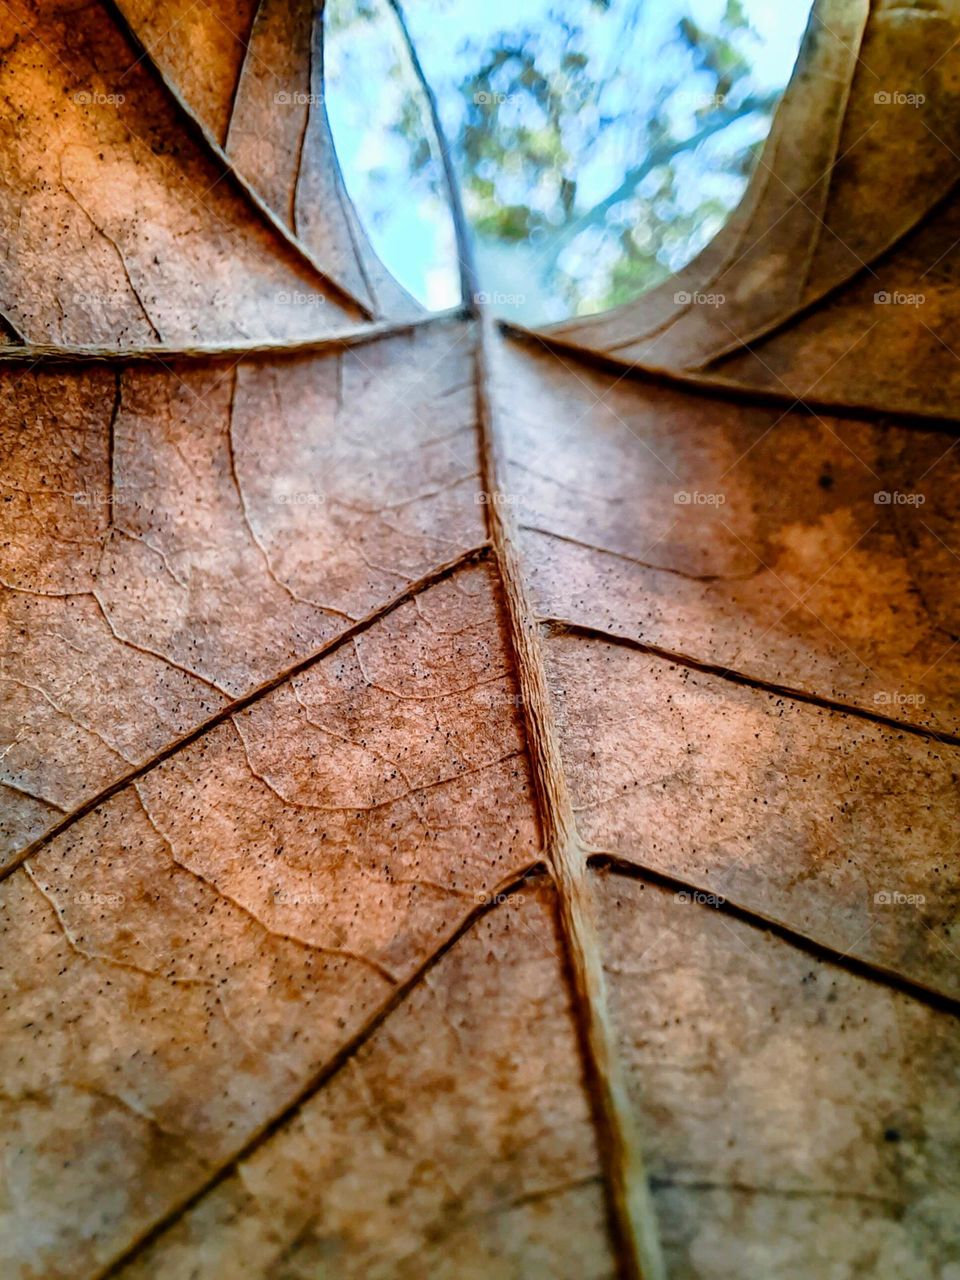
0 320 485 867
104 883 618 1280
1 3 959 1278
115 0 424 318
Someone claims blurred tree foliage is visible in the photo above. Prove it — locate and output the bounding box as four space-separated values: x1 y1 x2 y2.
326 0 804 321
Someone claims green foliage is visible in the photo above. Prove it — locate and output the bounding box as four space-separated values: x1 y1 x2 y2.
442 0 786 318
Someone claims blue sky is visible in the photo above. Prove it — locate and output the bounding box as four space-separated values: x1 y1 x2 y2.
325 0 812 317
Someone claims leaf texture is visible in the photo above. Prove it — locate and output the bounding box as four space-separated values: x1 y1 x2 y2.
113 0 422 317
1 1 959 1278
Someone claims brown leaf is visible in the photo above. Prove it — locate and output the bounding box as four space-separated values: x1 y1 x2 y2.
1 1 958 1278
114 0 421 317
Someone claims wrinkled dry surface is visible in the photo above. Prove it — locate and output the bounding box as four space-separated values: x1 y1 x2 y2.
1 0 959 1278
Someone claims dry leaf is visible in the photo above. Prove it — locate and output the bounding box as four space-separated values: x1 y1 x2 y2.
1 1 958 1278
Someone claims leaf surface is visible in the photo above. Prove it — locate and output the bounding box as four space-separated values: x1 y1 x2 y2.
1 2 958 1278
